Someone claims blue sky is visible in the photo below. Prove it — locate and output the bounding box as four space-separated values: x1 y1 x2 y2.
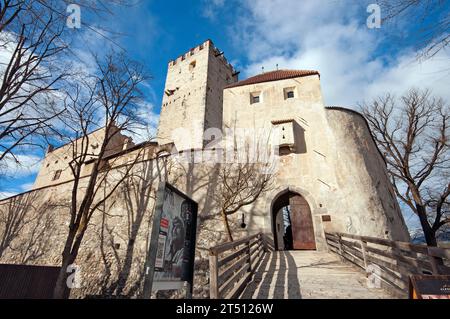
1 0 449 232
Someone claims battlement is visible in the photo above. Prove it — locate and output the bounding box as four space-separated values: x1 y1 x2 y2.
168 39 237 75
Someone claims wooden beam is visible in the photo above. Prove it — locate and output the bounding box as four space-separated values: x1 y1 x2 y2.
209 253 219 299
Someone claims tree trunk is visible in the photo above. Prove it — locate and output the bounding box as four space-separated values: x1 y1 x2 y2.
53 253 74 299
53 220 88 298
53 224 78 299
417 204 438 247
221 211 233 242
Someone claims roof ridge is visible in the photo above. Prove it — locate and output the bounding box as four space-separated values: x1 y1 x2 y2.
225 69 320 89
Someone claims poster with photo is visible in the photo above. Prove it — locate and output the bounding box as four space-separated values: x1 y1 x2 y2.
410 275 450 299
150 183 198 292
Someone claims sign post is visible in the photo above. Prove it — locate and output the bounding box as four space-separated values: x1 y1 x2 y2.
142 183 198 299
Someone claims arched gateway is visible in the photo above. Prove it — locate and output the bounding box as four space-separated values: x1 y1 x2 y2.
272 191 316 251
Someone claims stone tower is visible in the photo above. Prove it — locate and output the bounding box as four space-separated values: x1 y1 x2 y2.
157 40 238 151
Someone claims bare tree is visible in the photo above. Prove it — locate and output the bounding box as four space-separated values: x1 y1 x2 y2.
0 3 67 165
52 52 150 299
0 191 55 262
0 0 137 172
361 88 449 246
378 0 450 59
214 141 276 242
98 154 178 298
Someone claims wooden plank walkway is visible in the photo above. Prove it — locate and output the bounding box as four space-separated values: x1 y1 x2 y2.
239 251 395 299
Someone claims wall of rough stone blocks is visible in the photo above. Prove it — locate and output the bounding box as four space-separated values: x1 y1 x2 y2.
0 152 249 299
0 46 411 299
33 126 132 190
157 40 237 151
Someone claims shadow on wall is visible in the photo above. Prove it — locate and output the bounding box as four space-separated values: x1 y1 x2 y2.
293 121 307 154
0 192 55 264
180 160 223 299
95 157 174 298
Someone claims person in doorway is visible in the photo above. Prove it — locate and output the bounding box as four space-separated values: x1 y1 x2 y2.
284 225 293 250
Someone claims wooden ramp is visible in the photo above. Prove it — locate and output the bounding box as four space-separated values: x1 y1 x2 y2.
239 251 394 299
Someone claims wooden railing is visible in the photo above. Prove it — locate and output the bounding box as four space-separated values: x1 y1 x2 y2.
325 232 450 296
209 233 272 299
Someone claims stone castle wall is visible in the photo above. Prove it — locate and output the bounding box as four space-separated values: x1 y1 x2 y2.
0 40 410 298
157 40 238 151
0 150 255 299
222 74 409 247
33 126 132 190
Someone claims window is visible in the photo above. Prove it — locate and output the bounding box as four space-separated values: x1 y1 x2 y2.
250 92 261 104
189 61 196 71
53 170 62 181
284 87 296 100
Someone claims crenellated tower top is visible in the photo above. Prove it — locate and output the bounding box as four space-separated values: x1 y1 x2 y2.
157 39 239 150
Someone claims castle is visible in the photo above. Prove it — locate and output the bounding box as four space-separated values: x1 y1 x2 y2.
0 40 409 298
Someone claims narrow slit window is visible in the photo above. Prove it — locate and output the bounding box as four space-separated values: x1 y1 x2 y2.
189 61 196 71
53 170 62 181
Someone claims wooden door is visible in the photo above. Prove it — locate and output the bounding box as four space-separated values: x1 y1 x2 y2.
290 194 316 250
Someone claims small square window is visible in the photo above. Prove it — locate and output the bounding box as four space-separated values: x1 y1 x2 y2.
284 87 296 100
250 92 261 104
52 170 62 181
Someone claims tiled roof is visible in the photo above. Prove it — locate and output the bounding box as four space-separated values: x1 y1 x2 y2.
225 69 320 89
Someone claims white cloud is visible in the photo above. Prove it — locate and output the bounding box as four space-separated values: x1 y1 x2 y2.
0 181 36 200
228 0 450 107
363 50 450 104
125 101 159 144
0 153 42 178
0 191 18 200
20 182 35 192
202 0 226 20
